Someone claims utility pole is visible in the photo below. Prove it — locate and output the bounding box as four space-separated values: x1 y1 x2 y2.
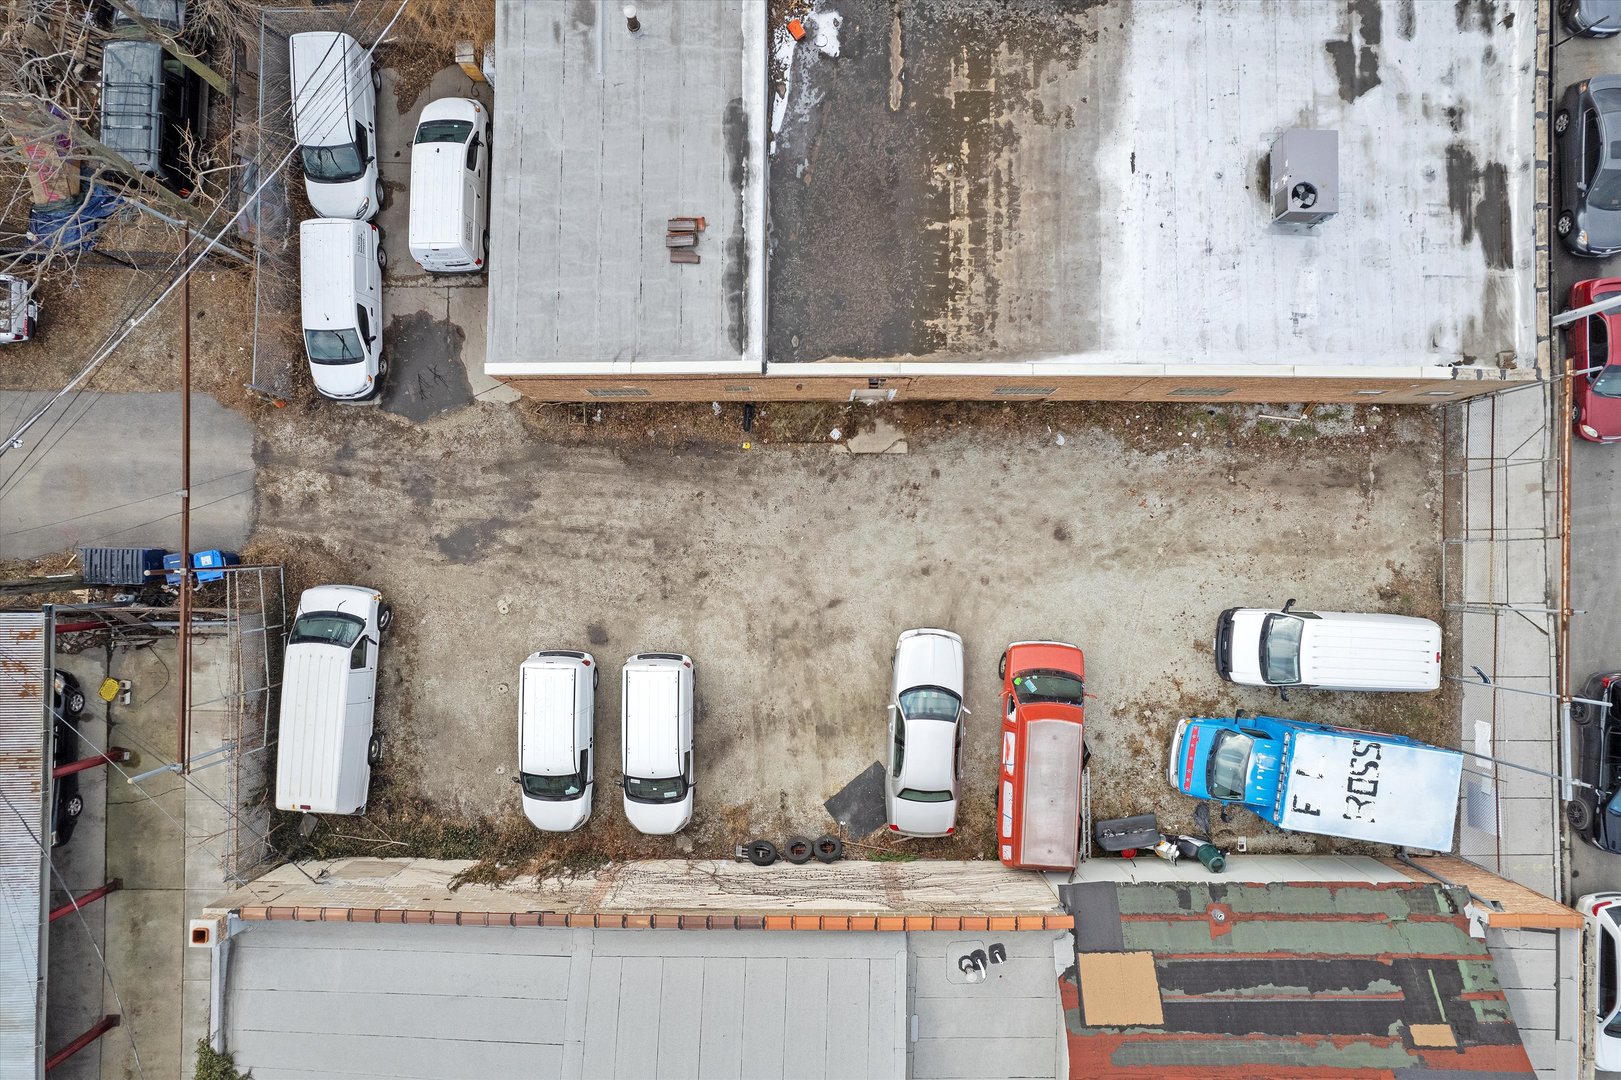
178 225 192 774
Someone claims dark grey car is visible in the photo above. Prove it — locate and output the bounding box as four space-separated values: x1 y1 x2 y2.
1561 0 1621 36
1557 77 1621 258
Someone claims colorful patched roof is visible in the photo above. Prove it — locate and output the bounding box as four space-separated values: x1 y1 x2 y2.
1059 880 1534 1078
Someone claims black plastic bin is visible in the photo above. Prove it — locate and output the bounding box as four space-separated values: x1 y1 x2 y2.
78 546 169 586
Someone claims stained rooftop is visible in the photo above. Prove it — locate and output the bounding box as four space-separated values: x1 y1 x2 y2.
768 0 1536 371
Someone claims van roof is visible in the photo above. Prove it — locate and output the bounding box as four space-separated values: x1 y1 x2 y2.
299 219 364 327
623 665 681 778
100 40 166 174
274 646 363 813
1298 612 1441 691
519 662 578 775
289 32 363 148
408 144 469 248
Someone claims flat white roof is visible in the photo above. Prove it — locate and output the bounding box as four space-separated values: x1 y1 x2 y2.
766 0 1537 372
0 613 49 1079
486 0 766 375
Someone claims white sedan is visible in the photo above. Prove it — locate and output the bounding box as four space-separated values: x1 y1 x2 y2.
884 628 966 837
1580 891 1621 1073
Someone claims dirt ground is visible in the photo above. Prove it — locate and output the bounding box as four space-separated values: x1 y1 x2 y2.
246 394 1450 869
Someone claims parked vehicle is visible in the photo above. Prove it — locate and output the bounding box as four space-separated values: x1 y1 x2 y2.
885 628 965 838
300 218 385 401
1168 712 1464 851
516 650 597 832
1556 76 1621 258
1 273 37 344
99 0 203 193
1566 278 1621 443
620 653 695 835
996 641 1087 871
1578 892 1621 1071
1216 601 1441 694
274 586 390 816
289 31 381 220
408 97 489 273
1561 0 1621 37
50 670 86 847
1565 670 1621 849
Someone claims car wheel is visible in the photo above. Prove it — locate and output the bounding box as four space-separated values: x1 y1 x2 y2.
997 652 1008 680
813 835 844 863
1558 211 1574 237
64 794 83 818
1568 799 1595 833
1573 698 1591 723
65 689 85 716
377 604 393 631
372 66 382 92
592 667 600 690
746 839 778 866
1555 109 1570 137
783 835 813 864
377 243 388 269
367 734 383 766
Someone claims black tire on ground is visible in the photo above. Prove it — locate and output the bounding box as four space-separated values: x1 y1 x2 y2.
65 689 86 716
783 836 813 864
814 835 844 863
378 604 393 631
1558 211 1575 237
1568 799 1595 833
1573 699 1591 723
746 840 778 866
998 652 1008 680
65 795 83 818
367 734 383 766
1555 109 1571 136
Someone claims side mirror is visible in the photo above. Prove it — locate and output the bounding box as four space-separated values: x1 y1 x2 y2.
1278 687 1291 703
1282 598 1296 614
510 775 520 784
1234 708 1247 719
960 705 972 717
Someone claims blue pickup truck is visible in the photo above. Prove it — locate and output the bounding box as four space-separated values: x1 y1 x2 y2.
1168 713 1463 851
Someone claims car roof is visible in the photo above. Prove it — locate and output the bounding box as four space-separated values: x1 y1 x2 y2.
900 717 955 790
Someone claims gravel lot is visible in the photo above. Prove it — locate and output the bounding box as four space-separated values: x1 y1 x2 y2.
249 398 1450 860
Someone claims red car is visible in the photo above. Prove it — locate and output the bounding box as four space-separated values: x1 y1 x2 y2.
996 641 1087 872
1568 277 1621 443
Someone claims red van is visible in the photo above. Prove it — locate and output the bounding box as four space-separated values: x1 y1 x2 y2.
996 641 1087 872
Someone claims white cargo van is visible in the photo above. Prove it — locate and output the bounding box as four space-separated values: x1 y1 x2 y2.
275 585 391 816
516 650 597 832
621 653 695 835
1216 601 1442 694
288 31 380 220
300 218 384 401
408 97 489 273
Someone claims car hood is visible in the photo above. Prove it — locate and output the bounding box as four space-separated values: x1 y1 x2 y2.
306 173 374 220
895 630 964 696
310 359 372 399
1225 610 1269 684
1579 202 1621 253
624 792 692 835
522 790 591 833
1579 380 1621 438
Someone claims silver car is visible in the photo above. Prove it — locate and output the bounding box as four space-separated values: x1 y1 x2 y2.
884 628 966 837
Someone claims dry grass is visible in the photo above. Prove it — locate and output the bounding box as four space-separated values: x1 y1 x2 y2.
381 0 495 111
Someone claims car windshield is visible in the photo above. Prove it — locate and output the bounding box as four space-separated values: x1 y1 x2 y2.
289 611 363 647
897 788 953 803
1206 730 1254 800
1012 669 1084 706
300 142 364 183
898 687 961 723
625 775 687 802
415 119 472 144
305 329 364 364
1259 614 1304 685
522 772 584 800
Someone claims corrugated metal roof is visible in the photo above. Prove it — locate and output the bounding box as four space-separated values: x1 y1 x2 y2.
1059 880 1535 1078
0 612 50 1078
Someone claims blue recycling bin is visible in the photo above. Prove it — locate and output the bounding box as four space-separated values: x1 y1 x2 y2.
164 550 241 584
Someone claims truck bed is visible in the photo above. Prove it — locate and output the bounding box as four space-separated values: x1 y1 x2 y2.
1277 731 1462 850
1018 719 1084 868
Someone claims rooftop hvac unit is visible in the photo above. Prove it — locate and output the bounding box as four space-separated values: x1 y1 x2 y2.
1270 128 1338 226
